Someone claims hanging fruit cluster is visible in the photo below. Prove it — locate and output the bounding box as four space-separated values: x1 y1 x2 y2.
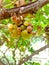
7 0 37 40
7 13 34 40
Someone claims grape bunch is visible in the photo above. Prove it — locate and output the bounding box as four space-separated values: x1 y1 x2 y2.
8 13 35 40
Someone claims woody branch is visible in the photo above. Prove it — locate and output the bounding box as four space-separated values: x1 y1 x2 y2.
0 0 49 20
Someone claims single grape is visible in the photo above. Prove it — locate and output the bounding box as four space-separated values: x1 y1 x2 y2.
17 27 22 35
24 21 29 26
15 17 21 25
17 17 20 22
21 25 26 30
17 21 23 26
21 30 32 40
7 23 14 32
27 26 33 33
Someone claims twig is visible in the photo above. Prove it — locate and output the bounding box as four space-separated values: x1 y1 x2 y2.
12 38 20 65
18 44 49 65
0 59 6 65
0 50 10 65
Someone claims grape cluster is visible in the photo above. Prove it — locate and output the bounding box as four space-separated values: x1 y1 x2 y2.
8 13 34 39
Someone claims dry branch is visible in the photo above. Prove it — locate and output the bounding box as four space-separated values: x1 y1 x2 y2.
0 0 49 20
18 44 49 65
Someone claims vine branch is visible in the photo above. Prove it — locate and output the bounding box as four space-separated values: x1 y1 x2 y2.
0 0 49 20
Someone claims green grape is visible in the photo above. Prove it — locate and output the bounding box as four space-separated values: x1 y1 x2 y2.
21 30 32 40
24 21 29 26
21 25 26 30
